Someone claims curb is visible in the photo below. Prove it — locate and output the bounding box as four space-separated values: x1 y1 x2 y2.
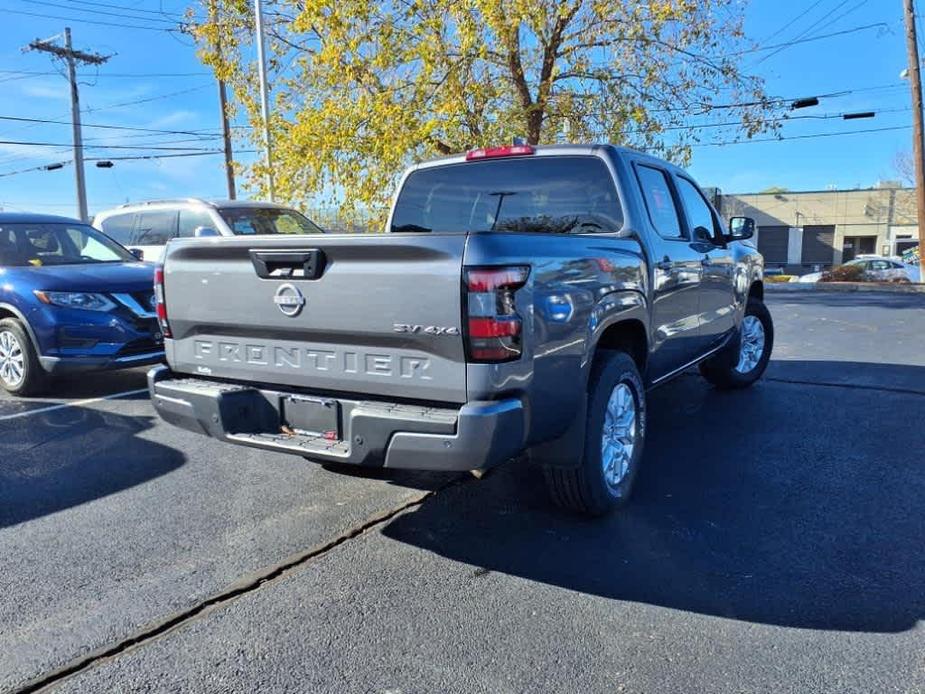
766 281 925 294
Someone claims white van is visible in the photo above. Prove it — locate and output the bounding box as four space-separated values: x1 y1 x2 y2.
93 198 325 262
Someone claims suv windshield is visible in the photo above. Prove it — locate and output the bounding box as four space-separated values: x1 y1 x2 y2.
0 222 135 267
216 207 324 235
390 156 623 233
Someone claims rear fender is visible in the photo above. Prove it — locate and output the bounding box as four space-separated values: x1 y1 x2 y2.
530 289 648 469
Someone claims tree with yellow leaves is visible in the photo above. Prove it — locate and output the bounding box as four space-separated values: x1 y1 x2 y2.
192 0 775 215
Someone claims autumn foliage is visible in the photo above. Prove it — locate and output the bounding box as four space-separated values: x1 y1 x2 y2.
192 0 775 214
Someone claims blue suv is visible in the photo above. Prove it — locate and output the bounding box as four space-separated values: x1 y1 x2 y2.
0 213 164 395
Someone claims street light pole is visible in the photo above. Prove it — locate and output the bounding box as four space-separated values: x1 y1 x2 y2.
903 0 925 276
253 0 275 201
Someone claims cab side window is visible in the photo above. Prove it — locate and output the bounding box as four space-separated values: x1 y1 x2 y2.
635 164 684 239
135 210 178 245
675 176 719 242
178 209 214 238
99 213 136 246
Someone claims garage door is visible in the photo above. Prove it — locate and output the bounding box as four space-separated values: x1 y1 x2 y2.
801 225 836 264
756 225 789 263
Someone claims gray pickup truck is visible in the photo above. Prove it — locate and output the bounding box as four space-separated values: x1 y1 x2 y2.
148 144 771 515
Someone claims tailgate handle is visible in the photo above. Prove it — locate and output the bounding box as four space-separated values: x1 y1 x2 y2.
249 249 326 280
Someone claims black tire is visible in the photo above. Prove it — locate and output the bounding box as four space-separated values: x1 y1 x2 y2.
699 297 774 390
0 317 46 396
543 350 646 516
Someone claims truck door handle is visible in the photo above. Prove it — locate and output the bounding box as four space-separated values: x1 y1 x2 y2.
249 249 326 280
655 258 673 271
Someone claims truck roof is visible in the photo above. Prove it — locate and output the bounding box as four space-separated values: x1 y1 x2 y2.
411 143 671 172
107 198 296 212
0 212 84 225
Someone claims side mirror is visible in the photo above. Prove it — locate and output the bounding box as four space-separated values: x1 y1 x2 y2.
194 226 219 238
129 248 144 261
727 216 755 241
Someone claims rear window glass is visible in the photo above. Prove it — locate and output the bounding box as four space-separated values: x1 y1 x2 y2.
390 156 623 234
135 210 177 245
216 208 324 235
100 213 135 245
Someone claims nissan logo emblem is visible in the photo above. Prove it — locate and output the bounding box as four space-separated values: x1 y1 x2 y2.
273 283 306 317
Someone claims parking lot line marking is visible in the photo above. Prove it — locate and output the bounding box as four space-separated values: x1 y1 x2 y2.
0 388 149 422
10 483 459 694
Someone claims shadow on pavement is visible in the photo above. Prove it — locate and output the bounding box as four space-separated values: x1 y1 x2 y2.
383 362 925 632
0 406 184 527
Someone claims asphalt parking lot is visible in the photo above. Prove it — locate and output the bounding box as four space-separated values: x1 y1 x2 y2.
2 291 924 694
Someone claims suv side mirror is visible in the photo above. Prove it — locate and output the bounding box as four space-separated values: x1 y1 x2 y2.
727 216 755 241
194 226 219 238
129 248 144 261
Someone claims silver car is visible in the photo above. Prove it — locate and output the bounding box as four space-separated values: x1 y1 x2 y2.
93 198 324 262
797 255 917 283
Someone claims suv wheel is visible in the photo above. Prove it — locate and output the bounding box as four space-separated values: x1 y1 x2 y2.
699 297 774 389
543 350 647 516
0 318 45 396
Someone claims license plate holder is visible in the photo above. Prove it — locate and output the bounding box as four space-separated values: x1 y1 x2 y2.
282 396 340 439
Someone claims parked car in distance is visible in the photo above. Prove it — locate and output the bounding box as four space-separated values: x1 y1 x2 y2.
796 256 917 283
93 199 325 262
149 144 771 516
0 213 164 395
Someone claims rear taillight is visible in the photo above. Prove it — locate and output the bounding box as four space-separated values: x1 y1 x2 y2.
464 266 529 362
153 265 171 338
465 144 535 160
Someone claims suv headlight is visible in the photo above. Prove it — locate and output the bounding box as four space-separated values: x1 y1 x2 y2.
34 291 116 312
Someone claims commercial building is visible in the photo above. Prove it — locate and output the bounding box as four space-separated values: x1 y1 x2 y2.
719 186 919 273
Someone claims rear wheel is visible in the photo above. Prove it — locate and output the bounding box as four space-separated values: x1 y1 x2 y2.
699 297 773 389
0 318 45 396
543 350 646 516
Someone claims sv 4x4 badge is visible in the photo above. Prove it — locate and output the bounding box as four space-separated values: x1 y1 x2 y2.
393 323 460 336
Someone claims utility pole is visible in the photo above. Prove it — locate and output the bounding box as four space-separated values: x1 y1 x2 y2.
217 81 236 200
26 29 108 223
210 0 236 199
253 0 275 201
903 0 925 276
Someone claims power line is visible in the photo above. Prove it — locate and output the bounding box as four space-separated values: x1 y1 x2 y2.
0 138 233 151
0 69 210 78
84 84 212 112
86 149 255 162
21 0 181 25
760 0 828 43
0 7 180 31
62 0 196 20
727 22 890 58
0 113 224 137
755 0 869 65
651 82 906 114
0 160 71 178
0 149 258 178
626 107 911 137
689 124 911 148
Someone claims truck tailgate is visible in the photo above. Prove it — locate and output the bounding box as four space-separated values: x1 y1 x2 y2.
161 233 468 403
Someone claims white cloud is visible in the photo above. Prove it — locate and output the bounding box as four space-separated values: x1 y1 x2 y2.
147 110 199 129
21 83 70 101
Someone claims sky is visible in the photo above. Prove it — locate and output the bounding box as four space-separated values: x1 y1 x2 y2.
0 0 917 219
